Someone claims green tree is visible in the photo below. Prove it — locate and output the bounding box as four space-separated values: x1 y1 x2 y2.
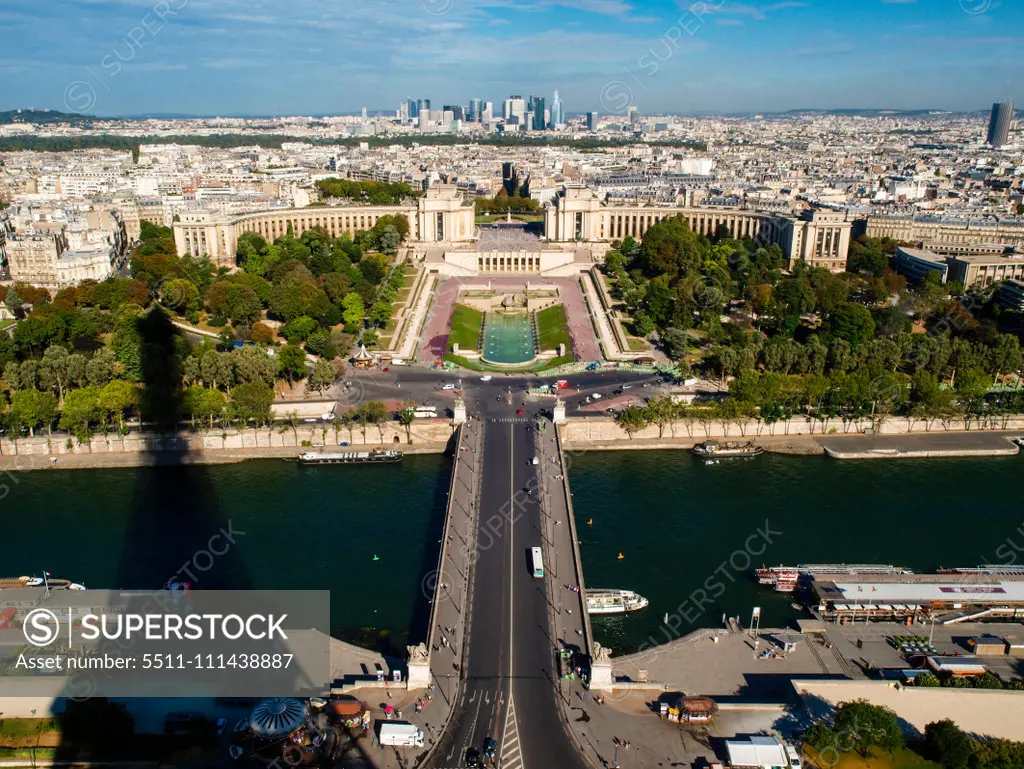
914 672 940 687
160 279 200 315
923 719 971 769
832 700 904 756
59 386 103 441
39 345 71 405
98 379 138 432
306 358 336 395
277 344 308 384
827 302 876 350
184 385 226 428
11 389 58 436
86 348 118 387
232 346 276 386
359 399 389 443
662 327 689 361
341 292 366 327
111 303 145 381
632 310 655 337
398 401 417 443
615 405 651 439
228 381 273 425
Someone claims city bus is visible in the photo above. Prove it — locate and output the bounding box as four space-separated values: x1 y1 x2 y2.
413 406 438 418
530 546 545 578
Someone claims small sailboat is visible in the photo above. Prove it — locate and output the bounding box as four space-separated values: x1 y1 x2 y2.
372 555 380 562
617 553 624 560
587 519 593 526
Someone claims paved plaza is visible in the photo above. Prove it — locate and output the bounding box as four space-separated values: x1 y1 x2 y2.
416 277 601 363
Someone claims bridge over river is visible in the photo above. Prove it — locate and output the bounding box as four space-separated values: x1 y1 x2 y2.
420 392 596 769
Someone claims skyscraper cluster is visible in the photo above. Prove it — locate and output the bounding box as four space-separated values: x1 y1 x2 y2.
398 90 569 131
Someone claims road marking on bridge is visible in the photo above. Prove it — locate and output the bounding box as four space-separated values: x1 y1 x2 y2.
500 695 524 769
491 417 531 424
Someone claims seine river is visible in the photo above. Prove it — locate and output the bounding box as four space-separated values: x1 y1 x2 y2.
3 455 451 656
6 451 1024 655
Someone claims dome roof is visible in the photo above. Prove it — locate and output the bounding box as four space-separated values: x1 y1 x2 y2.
248 698 307 739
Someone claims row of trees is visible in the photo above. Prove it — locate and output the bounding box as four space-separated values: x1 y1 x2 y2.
314 178 421 206
614 376 1024 439
606 216 1024 409
475 194 542 214
803 700 1024 769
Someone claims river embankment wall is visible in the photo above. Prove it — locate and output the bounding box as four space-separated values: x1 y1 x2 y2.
559 414 1024 456
0 420 457 470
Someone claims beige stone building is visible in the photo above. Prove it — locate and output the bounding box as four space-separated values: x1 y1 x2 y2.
866 214 1024 252
544 187 852 272
173 184 475 266
173 184 853 275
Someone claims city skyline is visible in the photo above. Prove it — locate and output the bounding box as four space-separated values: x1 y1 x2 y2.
2 0 1022 117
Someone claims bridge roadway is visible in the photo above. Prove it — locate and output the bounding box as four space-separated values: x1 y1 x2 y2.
427 389 590 769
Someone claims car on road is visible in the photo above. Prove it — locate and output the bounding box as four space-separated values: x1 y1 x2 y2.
441 384 457 391
516 408 524 415
484 737 497 759
621 384 632 389
591 393 603 400
465 747 483 768
480 375 492 382
613 388 624 395
531 456 539 465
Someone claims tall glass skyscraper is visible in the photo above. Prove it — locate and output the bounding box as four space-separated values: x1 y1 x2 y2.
550 91 564 128
987 102 1014 147
469 97 483 122
529 96 546 131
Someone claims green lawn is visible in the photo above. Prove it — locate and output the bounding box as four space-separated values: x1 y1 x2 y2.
626 336 648 352
475 214 545 223
536 304 572 352
804 746 942 769
448 304 483 352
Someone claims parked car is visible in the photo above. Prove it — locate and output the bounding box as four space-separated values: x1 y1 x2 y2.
592 393 603 400
480 375 493 382
441 384 457 391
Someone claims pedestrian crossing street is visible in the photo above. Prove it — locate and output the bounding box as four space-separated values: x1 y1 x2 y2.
500 695 523 769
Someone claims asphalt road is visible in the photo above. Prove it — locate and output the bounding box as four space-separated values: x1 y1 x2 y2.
340 367 677 421
426 386 590 769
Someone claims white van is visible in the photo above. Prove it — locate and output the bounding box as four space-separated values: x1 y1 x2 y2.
379 722 424 748
531 456 540 466
391 359 407 366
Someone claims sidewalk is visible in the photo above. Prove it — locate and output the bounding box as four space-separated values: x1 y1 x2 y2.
532 420 598 767
344 419 482 769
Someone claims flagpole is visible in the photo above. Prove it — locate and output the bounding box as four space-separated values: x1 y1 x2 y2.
43 570 49 595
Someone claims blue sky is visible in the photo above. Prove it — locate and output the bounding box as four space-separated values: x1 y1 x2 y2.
2 0 1022 117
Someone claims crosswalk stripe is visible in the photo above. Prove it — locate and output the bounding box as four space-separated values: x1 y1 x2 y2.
500 695 524 769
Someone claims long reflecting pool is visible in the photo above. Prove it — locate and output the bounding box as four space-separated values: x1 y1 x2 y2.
482 310 535 364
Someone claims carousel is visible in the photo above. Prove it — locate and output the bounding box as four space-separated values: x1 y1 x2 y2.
230 696 370 764
351 344 376 369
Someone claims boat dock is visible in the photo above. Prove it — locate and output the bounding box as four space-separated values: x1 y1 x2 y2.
0 576 82 590
818 431 1021 459
297 449 403 465
810 571 1024 624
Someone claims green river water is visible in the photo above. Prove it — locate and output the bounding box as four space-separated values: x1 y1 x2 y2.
4 452 1023 655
